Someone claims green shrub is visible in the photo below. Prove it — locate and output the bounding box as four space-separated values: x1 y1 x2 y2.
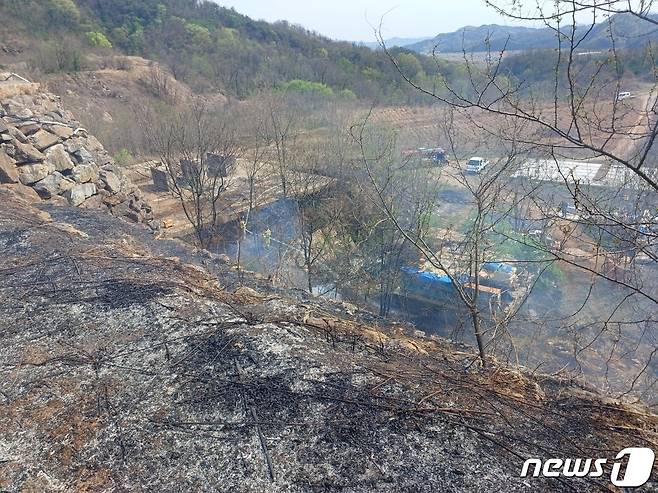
86 31 113 49
281 79 334 98
114 148 134 166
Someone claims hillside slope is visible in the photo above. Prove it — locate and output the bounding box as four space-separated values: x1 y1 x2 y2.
3 159 658 492
0 0 454 103
0 94 656 492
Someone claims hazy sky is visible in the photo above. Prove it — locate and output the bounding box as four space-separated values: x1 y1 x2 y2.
218 1 522 42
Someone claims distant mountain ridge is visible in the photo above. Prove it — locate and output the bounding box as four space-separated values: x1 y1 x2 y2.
408 12 658 54
360 36 434 50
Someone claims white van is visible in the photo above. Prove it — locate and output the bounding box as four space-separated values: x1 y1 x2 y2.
466 157 490 174
617 91 631 101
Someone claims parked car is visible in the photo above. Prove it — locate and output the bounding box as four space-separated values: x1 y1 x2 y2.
617 91 631 101
466 156 490 174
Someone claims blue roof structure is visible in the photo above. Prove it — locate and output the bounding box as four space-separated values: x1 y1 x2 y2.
400 267 474 286
401 266 453 285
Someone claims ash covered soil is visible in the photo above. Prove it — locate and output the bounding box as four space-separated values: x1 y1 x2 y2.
0 189 657 492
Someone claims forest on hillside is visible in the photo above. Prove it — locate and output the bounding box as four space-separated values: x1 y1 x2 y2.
0 0 473 103
2 1 656 105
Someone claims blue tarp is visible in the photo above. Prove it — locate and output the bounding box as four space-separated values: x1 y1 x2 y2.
401 266 453 285
401 267 472 286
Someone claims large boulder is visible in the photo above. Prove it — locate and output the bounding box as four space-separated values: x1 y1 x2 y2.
8 140 45 164
44 144 74 172
84 134 105 153
71 162 99 184
7 126 27 143
45 124 74 140
64 138 94 163
65 183 97 206
17 162 54 185
33 172 75 199
0 183 42 203
99 169 121 193
0 150 18 184
16 122 40 136
30 129 59 151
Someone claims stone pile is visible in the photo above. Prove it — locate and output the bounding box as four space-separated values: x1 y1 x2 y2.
0 86 155 227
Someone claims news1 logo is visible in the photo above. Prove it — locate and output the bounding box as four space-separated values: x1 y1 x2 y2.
520 447 655 487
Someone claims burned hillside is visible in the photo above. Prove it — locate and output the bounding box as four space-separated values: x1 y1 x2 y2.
1 181 657 492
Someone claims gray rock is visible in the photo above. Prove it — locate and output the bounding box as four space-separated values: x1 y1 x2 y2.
9 141 45 163
44 144 74 172
14 107 33 119
0 150 18 184
45 125 74 140
120 175 136 194
8 126 27 143
100 170 121 193
30 129 60 151
72 148 94 164
45 111 64 123
71 162 99 183
33 172 75 199
17 162 54 185
84 135 105 153
102 191 127 207
16 122 40 136
0 183 42 203
64 138 94 163
79 193 107 210
0 119 8 134
101 163 119 174
65 183 97 206
97 153 114 167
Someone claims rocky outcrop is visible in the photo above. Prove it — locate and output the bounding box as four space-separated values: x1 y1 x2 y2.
0 78 155 228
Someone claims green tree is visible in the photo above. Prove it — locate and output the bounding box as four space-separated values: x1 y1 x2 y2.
185 22 212 46
48 0 80 25
397 53 422 78
282 79 334 98
86 32 113 49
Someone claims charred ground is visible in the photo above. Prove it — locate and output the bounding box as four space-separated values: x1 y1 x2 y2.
0 188 657 492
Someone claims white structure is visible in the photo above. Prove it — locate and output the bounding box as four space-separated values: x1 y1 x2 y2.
466 157 490 174
511 159 632 188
